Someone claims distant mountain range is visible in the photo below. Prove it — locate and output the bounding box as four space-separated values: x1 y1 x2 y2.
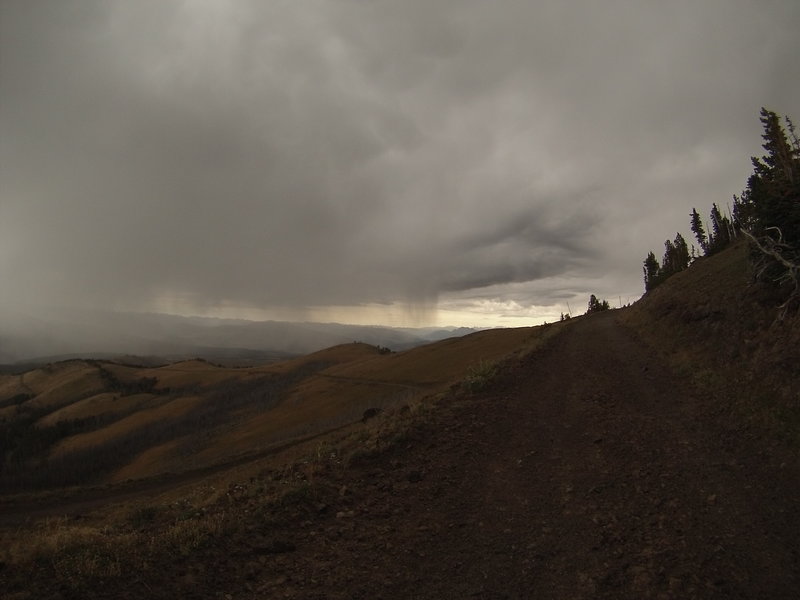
0 308 482 367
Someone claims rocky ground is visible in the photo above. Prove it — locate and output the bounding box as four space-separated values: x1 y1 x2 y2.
6 311 800 599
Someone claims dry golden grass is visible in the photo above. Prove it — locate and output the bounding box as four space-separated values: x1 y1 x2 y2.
22 363 106 412
100 362 142 384
51 395 203 457
197 388 379 463
249 342 383 375
0 517 126 580
0 392 418 581
36 392 156 427
196 327 550 465
4 326 555 489
0 510 227 590
0 374 27 402
136 360 241 389
110 438 184 482
327 327 540 386
18 361 92 394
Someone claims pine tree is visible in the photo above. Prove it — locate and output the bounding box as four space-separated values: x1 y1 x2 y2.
707 203 731 254
672 232 690 271
737 108 800 312
747 108 800 246
661 239 676 275
732 192 755 232
587 294 610 313
643 251 660 292
756 108 797 187
690 208 707 254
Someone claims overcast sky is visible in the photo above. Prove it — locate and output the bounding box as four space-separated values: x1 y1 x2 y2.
1 0 799 328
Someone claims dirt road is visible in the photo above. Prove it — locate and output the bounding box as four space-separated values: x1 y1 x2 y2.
11 312 800 599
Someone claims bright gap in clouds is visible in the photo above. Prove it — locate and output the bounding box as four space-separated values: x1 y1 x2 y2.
146 290 627 329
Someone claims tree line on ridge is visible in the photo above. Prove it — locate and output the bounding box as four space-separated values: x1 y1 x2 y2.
642 108 800 315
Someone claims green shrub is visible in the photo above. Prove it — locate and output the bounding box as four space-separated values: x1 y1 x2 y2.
463 360 498 393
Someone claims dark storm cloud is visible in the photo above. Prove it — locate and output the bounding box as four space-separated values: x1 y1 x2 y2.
1 0 799 323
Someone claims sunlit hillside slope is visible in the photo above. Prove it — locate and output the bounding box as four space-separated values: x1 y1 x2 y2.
0 327 545 491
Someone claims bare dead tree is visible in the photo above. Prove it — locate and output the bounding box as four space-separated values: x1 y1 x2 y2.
741 227 800 318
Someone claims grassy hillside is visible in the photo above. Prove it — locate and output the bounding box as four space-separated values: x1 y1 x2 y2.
0 329 546 491
621 239 800 442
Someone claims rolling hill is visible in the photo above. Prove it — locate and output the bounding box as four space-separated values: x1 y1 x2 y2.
0 326 543 491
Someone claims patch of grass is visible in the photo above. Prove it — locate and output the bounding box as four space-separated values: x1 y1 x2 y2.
161 512 225 556
1 517 128 592
462 360 499 393
0 506 229 597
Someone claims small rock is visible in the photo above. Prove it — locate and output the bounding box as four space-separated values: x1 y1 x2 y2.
707 494 717 505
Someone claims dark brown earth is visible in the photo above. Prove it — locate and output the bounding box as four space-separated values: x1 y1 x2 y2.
8 312 800 599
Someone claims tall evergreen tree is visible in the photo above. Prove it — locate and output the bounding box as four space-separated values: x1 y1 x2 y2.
736 108 800 312
643 251 660 292
672 232 690 271
690 208 707 254
732 192 755 232
659 233 691 277
661 239 677 275
736 109 800 244
756 108 797 186
750 108 800 245
707 203 731 254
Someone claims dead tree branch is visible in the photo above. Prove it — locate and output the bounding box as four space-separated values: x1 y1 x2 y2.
741 227 800 318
